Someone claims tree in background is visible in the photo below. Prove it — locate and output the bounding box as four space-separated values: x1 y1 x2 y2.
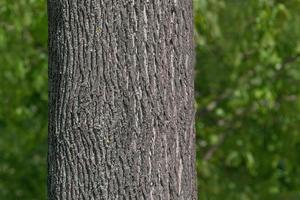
0 0 48 199
195 0 300 199
48 0 196 199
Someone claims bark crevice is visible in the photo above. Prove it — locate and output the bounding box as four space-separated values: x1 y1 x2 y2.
48 0 196 199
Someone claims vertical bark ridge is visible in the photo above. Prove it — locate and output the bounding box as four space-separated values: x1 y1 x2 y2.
48 0 196 199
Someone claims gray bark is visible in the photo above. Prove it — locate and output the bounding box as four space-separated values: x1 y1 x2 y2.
48 0 196 199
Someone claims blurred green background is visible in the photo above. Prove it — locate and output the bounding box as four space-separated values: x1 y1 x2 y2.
1 0 300 199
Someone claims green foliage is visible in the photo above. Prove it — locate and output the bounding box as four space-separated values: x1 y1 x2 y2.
0 0 47 199
195 0 300 199
1 0 300 199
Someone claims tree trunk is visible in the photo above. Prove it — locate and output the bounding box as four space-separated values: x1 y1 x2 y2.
48 0 196 199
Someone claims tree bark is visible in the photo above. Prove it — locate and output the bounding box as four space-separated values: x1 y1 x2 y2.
48 0 196 199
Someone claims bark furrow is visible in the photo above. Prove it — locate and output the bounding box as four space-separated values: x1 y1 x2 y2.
48 0 196 199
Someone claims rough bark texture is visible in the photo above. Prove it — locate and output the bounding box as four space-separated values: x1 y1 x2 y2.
48 0 196 199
